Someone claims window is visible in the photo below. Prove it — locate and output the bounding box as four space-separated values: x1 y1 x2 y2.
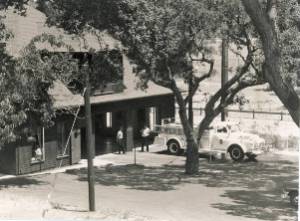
30 127 45 163
57 122 70 157
217 127 227 133
106 112 113 128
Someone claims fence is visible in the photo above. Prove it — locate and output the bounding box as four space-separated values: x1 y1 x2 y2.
175 106 292 122
174 106 298 151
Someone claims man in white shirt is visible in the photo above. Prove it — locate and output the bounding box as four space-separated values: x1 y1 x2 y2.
141 125 151 152
116 126 125 154
35 146 42 161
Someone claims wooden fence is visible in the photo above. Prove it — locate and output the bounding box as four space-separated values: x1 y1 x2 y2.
175 107 292 121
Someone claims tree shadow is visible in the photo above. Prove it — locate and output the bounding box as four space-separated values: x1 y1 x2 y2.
212 190 297 221
200 160 298 220
67 164 186 191
66 158 298 220
0 176 47 189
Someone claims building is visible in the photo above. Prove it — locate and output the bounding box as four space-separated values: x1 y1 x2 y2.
0 5 174 174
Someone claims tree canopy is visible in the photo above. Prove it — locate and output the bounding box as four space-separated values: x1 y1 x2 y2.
0 34 79 145
1 0 298 172
241 0 300 125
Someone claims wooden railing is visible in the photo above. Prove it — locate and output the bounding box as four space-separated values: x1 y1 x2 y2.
175 106 292 121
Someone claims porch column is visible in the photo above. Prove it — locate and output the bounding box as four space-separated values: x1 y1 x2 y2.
145 108 150 127
125 109 135 151
91 115 96 155
156 106 162 125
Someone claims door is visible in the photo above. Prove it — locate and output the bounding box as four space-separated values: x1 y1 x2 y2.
211 126 230 151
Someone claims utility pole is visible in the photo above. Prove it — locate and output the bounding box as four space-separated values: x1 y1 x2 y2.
84 54 95 211
221 38 228 121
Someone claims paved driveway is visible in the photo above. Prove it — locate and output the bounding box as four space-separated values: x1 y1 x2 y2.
0 148 298 221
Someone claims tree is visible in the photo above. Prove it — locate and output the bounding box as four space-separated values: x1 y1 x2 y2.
40 0 300 174
0 0 32 144
114 0 216 174
39 0 222 174
197 0 266 140
38 0 272 174
0 29 123 144
0 34 80 145
241 0 300 126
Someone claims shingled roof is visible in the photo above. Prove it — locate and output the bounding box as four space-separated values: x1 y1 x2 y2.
3 5 172 109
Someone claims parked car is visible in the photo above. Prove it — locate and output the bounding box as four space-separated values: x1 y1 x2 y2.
154 121 265 161
282 179 298 208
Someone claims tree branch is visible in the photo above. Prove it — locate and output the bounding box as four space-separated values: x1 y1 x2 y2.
204 50 253 115
266 0 276 15
184 53 214 105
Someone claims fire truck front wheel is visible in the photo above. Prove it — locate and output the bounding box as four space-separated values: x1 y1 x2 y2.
229 145 244 161
289 190 298 208
167 140 181 155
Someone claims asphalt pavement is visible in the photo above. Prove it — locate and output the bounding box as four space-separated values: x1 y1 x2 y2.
0 145 298 221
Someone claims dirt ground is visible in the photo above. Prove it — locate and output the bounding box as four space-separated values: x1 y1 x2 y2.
0 149 298 221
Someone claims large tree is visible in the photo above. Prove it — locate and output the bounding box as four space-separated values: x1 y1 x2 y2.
38 0 299 174
197 0 266 140
39 0 221 174
39 0 264 174
241 0 300 126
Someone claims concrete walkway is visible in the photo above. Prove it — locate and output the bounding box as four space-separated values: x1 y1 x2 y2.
0 144 165 181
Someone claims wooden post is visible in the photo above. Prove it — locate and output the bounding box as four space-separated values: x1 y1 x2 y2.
221 38 228 121
84 55 95 211
126 109 134 152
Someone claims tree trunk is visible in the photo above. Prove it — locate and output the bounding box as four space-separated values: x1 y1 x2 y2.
198 115 214 143
185 137 199 174
241 0 300 126
197 107 221 145
171 82 199 174
178 105 199 174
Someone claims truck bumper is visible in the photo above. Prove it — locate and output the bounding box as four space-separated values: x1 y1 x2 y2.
249 150 263 156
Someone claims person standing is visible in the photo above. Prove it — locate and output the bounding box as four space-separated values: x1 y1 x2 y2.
141 125 150 152
116 126 125 154
35 146 43 161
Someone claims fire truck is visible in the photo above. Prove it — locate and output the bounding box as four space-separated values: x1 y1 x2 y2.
154 121 265 161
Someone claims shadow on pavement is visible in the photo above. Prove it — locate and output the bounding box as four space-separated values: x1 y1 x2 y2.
67 164 185 191
66 157 298 220
212 189 295 221
0 176 47 189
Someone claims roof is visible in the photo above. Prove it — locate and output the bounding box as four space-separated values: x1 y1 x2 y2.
3 6 172 108
90 54 172 105
48 81 83 109
3 6 120 56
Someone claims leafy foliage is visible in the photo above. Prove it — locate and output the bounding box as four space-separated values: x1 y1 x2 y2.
0 34 79 145
276 0 300 86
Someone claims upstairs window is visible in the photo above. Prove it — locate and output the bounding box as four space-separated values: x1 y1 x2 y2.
90 50 124 95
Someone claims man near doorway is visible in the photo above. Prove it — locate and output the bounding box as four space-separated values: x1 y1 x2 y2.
141 125 150 152
116 126 125 154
